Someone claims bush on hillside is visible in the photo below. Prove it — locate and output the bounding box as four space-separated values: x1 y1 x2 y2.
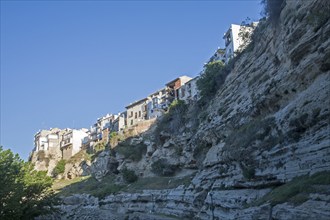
94 142 106 152
154 100 188 145
121 167 138 183
151 159 178 176
197 61 228 100
53 159 66 177
115 139 147 161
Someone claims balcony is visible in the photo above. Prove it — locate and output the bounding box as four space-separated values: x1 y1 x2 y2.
60 138 73 148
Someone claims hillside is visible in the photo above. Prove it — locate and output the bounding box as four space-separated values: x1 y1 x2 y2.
38 0 330 219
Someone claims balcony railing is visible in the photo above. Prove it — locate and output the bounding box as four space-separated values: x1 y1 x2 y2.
60 138 73 148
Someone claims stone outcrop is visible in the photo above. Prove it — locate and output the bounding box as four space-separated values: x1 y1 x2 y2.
90 151 119 181
29 148 62 176
48 0 330 219
64 160 91 180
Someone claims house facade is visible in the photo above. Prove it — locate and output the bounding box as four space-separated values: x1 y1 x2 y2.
223 23 257 63
126 98 149 127
146 88 168 119
112 112 127 132
178 76 200 103
98 114 115 143
209 48 226 63
60 128 88 160
165 75 192 102
34 128 62 152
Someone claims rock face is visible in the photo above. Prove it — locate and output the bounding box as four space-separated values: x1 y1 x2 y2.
64 160 91 179
51 0 330 219
90 151 119 181
29 148 62 176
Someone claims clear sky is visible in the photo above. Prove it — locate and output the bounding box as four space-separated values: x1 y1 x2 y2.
0 0 263 160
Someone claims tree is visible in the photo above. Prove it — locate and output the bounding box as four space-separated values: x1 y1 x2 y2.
237 18 256 54
0 147 56 220
121 167 138 183
197 60 227 100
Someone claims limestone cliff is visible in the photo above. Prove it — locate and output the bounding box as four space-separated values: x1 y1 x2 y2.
46 0 330 219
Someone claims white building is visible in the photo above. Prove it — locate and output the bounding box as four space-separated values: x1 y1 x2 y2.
34 128 62 152
178 76 200 103
97 114 113 130
90 123 99 142
223 23 257 63
60 128 88 160
209 48 226 63
146 88 168 119
112 112 126 132
165 75 192 102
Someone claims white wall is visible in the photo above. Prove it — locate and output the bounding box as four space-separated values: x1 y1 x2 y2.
178 76 199 103
224 24 255 63
72 129 88 156
39 137 48 151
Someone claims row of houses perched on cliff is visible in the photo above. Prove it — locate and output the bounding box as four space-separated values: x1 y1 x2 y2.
31 22 257 161
33 128 89 160
32 75 198 160
81 75 197 149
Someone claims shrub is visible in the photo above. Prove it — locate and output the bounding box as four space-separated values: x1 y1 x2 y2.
254 171 330 206
94 142 106 152
222 117 278 167
151 159 178 176
115 139 147 161
241 164 256 180
53 159 66 177
197 61 227 100
109 132 125 148
122 167 138 183
109 132 118 139
237 18 256 53
154 100 188 145
57 175 123 199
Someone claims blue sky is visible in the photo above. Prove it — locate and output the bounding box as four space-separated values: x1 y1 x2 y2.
0 0 263 160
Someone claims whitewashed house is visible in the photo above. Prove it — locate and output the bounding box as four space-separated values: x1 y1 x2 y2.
112 112 126 132
178 76 200 103
60 128 88 160
209 48 226 63
146 88 168 119
34 128 62 152
223 22 258 63
165 75 192 103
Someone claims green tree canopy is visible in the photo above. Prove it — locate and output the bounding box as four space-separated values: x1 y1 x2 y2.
197 60 227 100
0 146 56 220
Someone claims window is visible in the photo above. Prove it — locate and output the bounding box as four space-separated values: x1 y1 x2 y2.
131 120 133 125
135 112 137 119
181 88 185 98
225 33 232 46
139 111 141 117
130 111 133 117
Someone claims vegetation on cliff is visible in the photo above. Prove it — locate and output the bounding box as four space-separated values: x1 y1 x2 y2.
0 147 57 220
53 159 66 177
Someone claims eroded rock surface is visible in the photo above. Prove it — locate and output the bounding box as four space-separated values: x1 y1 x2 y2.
48 0 330 219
